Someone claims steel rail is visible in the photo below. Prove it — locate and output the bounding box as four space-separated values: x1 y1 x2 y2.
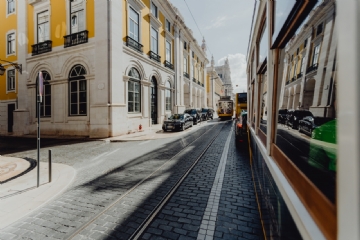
130 122 226 239
66 122 224 240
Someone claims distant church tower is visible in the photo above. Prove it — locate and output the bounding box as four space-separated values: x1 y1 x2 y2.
215 57 234 99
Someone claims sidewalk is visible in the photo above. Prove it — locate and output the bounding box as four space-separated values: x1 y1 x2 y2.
0 157 75 230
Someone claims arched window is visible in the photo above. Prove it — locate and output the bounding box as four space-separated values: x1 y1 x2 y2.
36 71 51 117
165 81 172 111
69 64 87 115
128 68 141 113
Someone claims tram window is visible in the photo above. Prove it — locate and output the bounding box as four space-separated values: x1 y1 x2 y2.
259 73 267 135
274 0 337 204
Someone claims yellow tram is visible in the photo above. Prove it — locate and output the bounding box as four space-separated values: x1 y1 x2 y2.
217 96 233 120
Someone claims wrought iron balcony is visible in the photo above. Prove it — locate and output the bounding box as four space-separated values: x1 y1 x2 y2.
193 78 196 83
126 36 143 53
198 81 201 85
64 30 88 48
306 63 318 74
164 60 174 70
149 51 161 62
291 77 296 82
201 83 204 87
32 40 52 56
286 80 290 85
297 72 303 79
184 72 189 78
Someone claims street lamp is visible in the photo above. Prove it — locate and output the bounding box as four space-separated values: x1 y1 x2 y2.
0 59 22 76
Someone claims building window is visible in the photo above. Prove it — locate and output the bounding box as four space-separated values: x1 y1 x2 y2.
304 39 308 48
166 40 171 62
7 0 15 14
293 63 297 78
7 33 15 55
312 44 320 65
7 69 15 91
69 65 87 116
129 7 139 42
165 81 172 111
151 27 158 54
151 2 158 18
300 57 305 73
128 68 141 113
37 11 49 43
184 41 187 50
70 0 85 34
184 57 188 73
166 19 171 32
36 71 51 117
316 23 323 36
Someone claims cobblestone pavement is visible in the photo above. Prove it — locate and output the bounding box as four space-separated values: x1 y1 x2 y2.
0 124 219 239
0 121 263 240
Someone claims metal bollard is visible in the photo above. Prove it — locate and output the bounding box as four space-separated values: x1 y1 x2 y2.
49 149 52 183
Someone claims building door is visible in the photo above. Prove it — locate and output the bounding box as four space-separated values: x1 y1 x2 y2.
151 77 158 124
7 104 15 133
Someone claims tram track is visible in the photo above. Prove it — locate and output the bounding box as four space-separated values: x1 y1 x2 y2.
66 121 227 240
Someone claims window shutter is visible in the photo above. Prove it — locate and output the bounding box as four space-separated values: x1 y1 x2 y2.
78 10 85 31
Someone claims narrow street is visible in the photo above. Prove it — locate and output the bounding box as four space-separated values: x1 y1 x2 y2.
0 121 263 240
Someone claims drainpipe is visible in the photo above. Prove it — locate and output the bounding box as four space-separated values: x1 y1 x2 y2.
107 0 112 135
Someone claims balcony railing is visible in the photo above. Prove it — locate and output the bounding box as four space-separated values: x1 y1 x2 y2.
32 40 52 56
184 72 189 78
126 36 143 53
164 60 174 70
149 51 161 62
306 63 318 74
297 72 303 79
64 30 88 48
201 83 204 87
286 80 290 85
193 78 196 83
197 81 201 85
291 77 296 82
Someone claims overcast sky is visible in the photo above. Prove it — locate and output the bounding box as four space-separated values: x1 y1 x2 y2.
169 0 255 93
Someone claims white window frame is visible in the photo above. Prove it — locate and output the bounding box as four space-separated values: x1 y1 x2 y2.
184 57 188 73
166 40 171 63
6 30 16 57
293 62 297 78
165 81 172 111
166 19 171 32
6 68 16 93
151 1 158 18
300 56 305 74
6 0 16 17
151 27 159 54
129 6 140 42
32 1 51 45
37 10 50 43
312 44 321 66
127 0 145 44
66 0 87 35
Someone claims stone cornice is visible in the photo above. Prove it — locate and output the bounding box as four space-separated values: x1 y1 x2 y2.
126 0 146 11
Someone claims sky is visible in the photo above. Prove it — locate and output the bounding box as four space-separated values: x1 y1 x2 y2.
169 0 255 93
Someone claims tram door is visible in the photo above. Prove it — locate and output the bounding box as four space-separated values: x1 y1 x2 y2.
151 77 157 124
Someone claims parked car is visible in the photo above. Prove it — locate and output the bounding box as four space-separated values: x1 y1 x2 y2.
162 113 193 131
311 119 337 143
298 116 334 138
286 110 313 129
184 109 201 125
278 109 288 124
200 108 214 121
235 111 248 139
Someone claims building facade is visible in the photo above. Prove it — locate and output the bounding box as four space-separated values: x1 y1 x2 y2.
206 56 223 113
0 0 208 138
214 58 233 99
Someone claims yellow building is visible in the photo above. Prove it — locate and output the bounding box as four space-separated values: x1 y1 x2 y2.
0 0 208 137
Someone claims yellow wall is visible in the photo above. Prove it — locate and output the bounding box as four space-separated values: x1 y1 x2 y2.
0 0 18 101
28 0 95 53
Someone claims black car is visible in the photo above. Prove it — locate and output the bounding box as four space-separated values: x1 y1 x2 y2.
200 108 214 121
184 109 201 125
278 109 288 124
286 110 313 129
162 114 193 131
299 116 335 139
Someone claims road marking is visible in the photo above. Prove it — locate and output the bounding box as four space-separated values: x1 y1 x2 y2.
197 125 233 240
138 140 151 145
104 148 121 157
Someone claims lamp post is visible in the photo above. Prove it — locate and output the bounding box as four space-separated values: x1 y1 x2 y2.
0 59 22 75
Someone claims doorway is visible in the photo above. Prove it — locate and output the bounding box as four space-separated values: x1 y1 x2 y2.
151 76 158 124
8 103 15 133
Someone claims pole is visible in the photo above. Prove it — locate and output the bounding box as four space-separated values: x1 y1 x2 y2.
37 96 40 187
49 149 52 183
